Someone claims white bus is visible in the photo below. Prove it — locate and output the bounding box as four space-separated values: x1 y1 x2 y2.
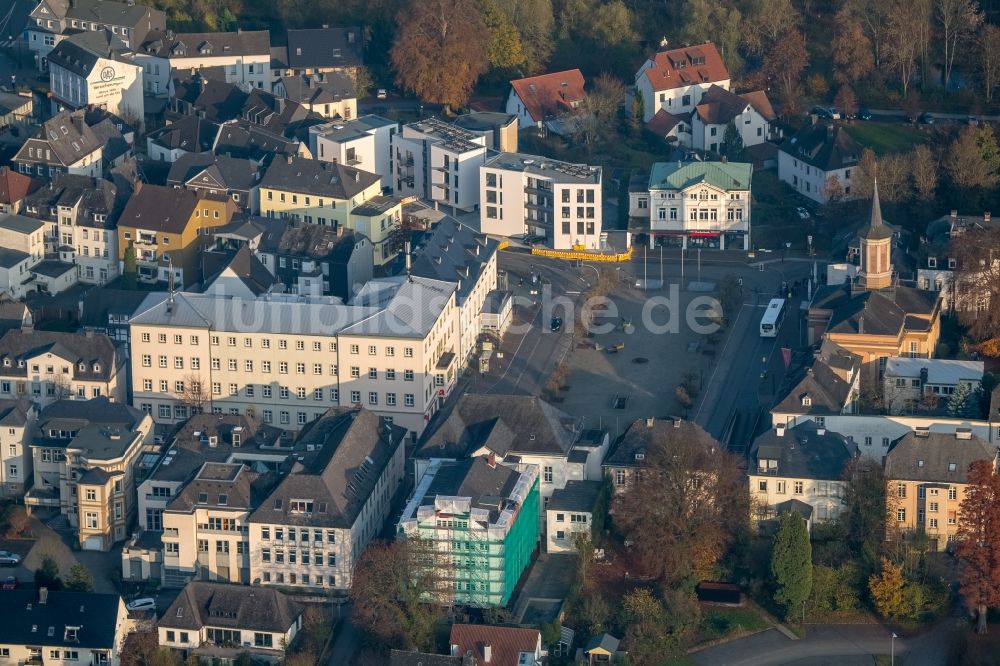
760 298 786 337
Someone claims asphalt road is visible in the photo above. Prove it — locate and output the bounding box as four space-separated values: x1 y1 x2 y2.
692 625 907 666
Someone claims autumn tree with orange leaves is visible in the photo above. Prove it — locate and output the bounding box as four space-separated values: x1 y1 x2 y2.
613 421 746 586
956 459 1000 634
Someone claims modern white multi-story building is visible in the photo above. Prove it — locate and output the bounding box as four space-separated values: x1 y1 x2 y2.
309 115 398 190
392 118 487 212
629 160 752 250
480 152 602 250
47 31 144 121
635 41 731 123
135 29 272 96
247 407 406 592
128 276 461 440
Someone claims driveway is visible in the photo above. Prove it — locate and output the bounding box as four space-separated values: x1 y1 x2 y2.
692 625 908 666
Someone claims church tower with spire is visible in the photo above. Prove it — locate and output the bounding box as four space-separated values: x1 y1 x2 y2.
858 179 893 290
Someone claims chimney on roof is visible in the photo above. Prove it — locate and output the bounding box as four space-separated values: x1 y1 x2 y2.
483 644 492 663
450 644 460 657
646 417 654 427
816 426 826 436
956 428 972 440
858 315 864 335
986 211 992 223
286 154 293 165
776 423 786 437
39 588 48 605
487 452 496 469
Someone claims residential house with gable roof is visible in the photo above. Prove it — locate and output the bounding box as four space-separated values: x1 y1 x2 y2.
448 624 543 666
602 417 716 494
274 72 357 120
26 397 152 550
778 122 863 203
273 26 364 80
689 84 778 151
201 246 279 300
135 29 272 97
0 167 43 215
146 116 221 163
506 69 586 136
885 429 997 550
0 214 47 298
158 581 302 661
0 589 131 666
415 393 609 514
247 407 407 592
0 399 36 498
46 29 144 121
628 160 752 250
635 40 731 123
167 152 262 212
26 0 165 71
117 183 239 287
13 109 104 180
749 420 857 531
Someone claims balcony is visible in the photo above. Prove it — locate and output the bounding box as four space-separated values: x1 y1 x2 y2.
163 528 179 537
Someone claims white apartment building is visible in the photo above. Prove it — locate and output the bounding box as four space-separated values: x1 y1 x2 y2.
629 160 752 250
247 407 406 592
135 29 271 96
393 118 486 212
480 152 603 250
128 276 461 439
635 41 731 122
778 123 862 204
749 420 856 529
47 32 144 121
0 214 46 298
160 462 256 585
0 400 35 498
309 115 398 190
883 358 985 415
13 110 104 180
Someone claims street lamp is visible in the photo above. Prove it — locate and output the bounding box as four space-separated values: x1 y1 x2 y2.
891 632 898 666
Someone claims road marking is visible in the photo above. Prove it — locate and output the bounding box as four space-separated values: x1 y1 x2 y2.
693 300 745 423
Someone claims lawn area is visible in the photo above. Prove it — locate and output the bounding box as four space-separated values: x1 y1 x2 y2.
695 606 772 643
843 122 928 155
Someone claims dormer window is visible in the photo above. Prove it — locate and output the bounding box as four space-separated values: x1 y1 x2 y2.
928 257 937 268
948 258 957 269
2 359 8 367
802 396 812 406
79 363 86 372
92 363 100 373
17 360 24 368
64 626 79 642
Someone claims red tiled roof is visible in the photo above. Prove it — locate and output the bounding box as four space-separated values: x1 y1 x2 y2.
449 624 541 666
0 166 42 206
740 90 776 121
510 69 586 123
642 42 729 93
646 109 688 137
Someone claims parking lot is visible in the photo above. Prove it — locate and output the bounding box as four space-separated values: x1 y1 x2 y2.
557 279 721 438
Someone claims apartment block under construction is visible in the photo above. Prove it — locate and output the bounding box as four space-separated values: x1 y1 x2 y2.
397 455 539 607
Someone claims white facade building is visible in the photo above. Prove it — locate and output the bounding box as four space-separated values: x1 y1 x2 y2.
778 123 862 204
135 29 272 96
635 41 731 122
883 358 985 414
47 32 144 121
629 160 752 250
480 152 602 250
128 277 461 440
392 118 486 212
310 115 398 190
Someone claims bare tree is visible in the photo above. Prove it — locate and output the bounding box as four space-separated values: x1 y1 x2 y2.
853 149 879 200
833 85 859 120
943 125 999 191
177 373 208 415
909 145 938 201
849 0 889 69
877 153 911 202
936 0 984 89
951 226 1000 343
979 24 1000 103
885 0 921 95
832 9 874 84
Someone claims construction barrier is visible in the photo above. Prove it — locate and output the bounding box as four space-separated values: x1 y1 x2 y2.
497 240 510 250
529 245 634 262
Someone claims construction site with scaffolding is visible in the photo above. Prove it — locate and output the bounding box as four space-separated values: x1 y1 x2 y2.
397 456 540 608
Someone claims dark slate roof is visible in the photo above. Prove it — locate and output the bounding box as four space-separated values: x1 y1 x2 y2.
248 407 406 528
780 122 862 172
239 88 325 139
24 174 123 229
159 581 302 633
213 121 299 162
409 216 499 304
0 398 31 428
885 431 996 483
172 75 248 122
775 498 813 520
285 27 363 69
148 116 220 152
772 355 856 416
166 463 263 512
57 0 161 27
417 393 579 460
604 417 716 469
0 330 121 381
167 152 260 192
810 284 938 337
118 184 200 234
149 413 288 484
206 246 278 295
81 288 162 329
0 590 122 649
865 181 893 241
750 420 856 481
547 480 602 513
15 110 101 166
47 30 129 77
421 457 521 518
279 73 356 106
140 29 270 58
390 650 465 666
39 397 142 429
261 155 379 199
0 247 30 268
584 633 621 655
268 222 365 262
32 259 76 278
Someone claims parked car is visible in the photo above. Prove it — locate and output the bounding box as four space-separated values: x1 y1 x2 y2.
857 108 873 120
796 207 811 220
919 112 935 124
550 316 563 332
2 576 16 590
968 115 980 126
376 88 387 100
0 551 21 566
810 106 835 120
126 597 156 613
